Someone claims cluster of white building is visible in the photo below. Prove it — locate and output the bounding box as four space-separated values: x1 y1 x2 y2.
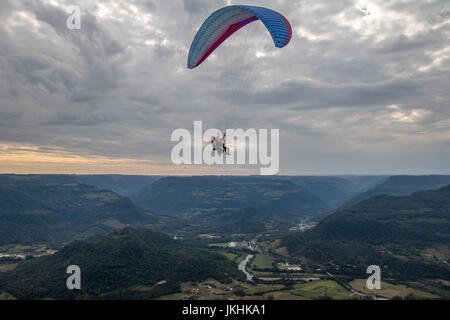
228 241 252 250
289 220 316 232
0 248 57 263
0 253 26 262
277 262 302 272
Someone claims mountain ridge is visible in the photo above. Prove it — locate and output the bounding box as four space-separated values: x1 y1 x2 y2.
0 175 156 245
0 227 243 299
282 184 450 280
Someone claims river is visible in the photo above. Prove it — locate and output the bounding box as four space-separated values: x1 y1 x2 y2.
238 254 254 281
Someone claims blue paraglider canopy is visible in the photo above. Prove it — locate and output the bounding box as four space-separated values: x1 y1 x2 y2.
187 5 292 69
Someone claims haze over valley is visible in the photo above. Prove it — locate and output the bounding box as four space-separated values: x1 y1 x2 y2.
1 174 449 300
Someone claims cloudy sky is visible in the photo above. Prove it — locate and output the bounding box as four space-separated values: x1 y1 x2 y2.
0 0 449 175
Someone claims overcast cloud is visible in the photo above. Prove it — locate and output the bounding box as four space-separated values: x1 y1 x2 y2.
0 0 449 175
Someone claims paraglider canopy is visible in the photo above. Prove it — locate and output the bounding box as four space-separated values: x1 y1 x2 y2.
187 5 292 69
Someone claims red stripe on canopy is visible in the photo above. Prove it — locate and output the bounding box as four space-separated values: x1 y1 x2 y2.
194 16 259 68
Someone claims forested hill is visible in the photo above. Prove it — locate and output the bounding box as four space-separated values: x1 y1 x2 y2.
344 175 450 208
315 184 450 245
0 228 243 299
129 176 301 215
0 175 155 245
282 185 450 280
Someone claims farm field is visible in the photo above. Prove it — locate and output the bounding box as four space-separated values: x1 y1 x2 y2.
157 279 358 300
218 251 247 263
349 279 439 299
0 292 16 300
0 264 18 273
251 254 275 270
208 243 229 248
291 280 355 300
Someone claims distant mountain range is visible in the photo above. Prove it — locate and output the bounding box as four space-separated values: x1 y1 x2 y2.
128 175 386 234
343 175 450 208
75 175 162 197
0 174 162 197
1 174 449 299
218 190 327 234
129 176 300 215
1 174 448 242
282 185 450 280
0 228 242 299
271 175 384 208
226 176 385 232
0 175 156 246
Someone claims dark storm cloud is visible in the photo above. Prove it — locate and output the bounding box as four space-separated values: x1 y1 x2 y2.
0 0 449 174
216 77 421 110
